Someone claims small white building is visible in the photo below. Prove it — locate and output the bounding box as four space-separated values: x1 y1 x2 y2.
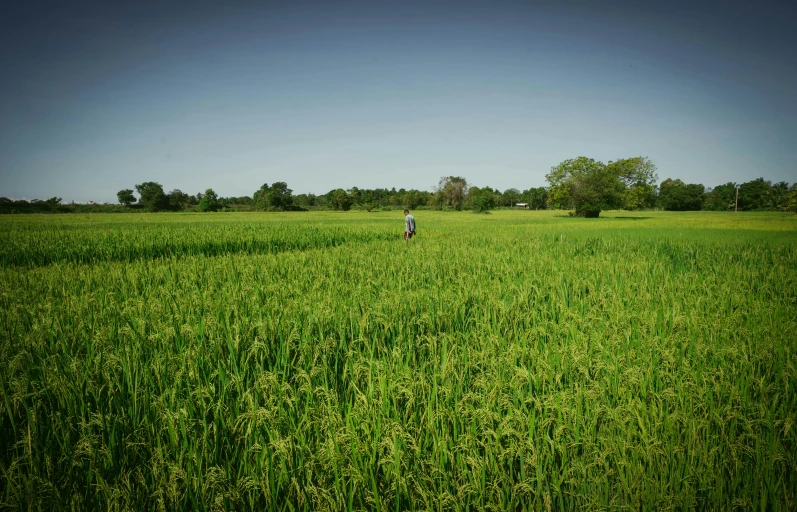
514 202 529 209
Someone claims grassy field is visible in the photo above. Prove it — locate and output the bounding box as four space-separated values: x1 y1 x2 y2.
1 210 796 511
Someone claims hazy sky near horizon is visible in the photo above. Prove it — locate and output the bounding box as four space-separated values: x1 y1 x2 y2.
1 0 795 202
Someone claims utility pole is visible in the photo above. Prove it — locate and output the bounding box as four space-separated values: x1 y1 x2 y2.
735 184 739 212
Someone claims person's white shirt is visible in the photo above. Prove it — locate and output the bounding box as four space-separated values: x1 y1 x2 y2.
405 213 415 233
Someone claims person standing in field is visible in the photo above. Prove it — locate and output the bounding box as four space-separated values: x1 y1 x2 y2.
404 209 416 241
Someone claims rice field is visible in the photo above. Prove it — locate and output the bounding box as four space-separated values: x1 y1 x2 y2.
1 210 796 511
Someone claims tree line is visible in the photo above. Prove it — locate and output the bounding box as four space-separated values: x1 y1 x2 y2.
2 156 796 214
542 156 796 216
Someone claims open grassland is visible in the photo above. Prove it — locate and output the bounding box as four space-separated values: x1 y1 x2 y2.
1 210 796 511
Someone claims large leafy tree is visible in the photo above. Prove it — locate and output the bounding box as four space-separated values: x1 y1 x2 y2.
134 182 168 211
522 187 548 209
198 188 219 212
546 156 657 217
117 189 136 206
658 179 705 211
252 184 271 210
738 177 771 211
167 189 190 210
293 193 316 209
547 157 606 216
329 189 353 211
501 188 521 207
253 182 293 211
268 182 293 210
436 176 468 210
609 157 658 210
465 186 497 212
703 182 736 211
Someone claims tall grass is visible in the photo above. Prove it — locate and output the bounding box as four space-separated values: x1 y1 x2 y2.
1 211 795 510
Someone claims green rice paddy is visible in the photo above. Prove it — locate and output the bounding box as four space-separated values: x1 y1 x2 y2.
1 210 795 510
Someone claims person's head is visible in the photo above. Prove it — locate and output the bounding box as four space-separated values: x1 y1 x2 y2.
404 209 409 215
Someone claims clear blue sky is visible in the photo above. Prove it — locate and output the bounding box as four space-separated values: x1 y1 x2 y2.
1 0 795 202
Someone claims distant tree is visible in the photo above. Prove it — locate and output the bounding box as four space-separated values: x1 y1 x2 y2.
403 190 428 210
117 189 136 206
703 182 736 211
738 177 772 211
216 196 252 208
198 188 220 212
770 181 790 211
293 193 316 209
252 182 292 210
436 176 468 210
502 188 521 207
658 179 705 211
167 189 190 210
135 182 168 211
252 184 271 210
388 187 401 207
429 190 445 210
622 182 657 210
268 182 293 210
546 157 617 217
608 157 658 210
523 187 548 209
329 188 353 211
347 187 362 206
481 186 502 208
546 156 657 217
45 197 62 206
466 186 496 213
785 183 797 212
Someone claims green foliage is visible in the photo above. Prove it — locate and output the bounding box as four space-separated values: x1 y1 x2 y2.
329 188 353 211
292 193 316 209
738 177 772 211
117 189 136 206
608 156 658 189
252 183 270 210
268 181 293 210
501 188 521 207
436 176 468 210
658 178 705 211
198 188 220 212
622 182 656 210
401 190 427 210
253 182 294 211
522 187 549 210
702 178 790 212
703 182 736 211
547 156 657 217
786 183 797 212
0 211 795 510
771 181 791 211
466 186 497 212
472 195 494 213
546 157 616 217
168 189 190 211
134 182 169 211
